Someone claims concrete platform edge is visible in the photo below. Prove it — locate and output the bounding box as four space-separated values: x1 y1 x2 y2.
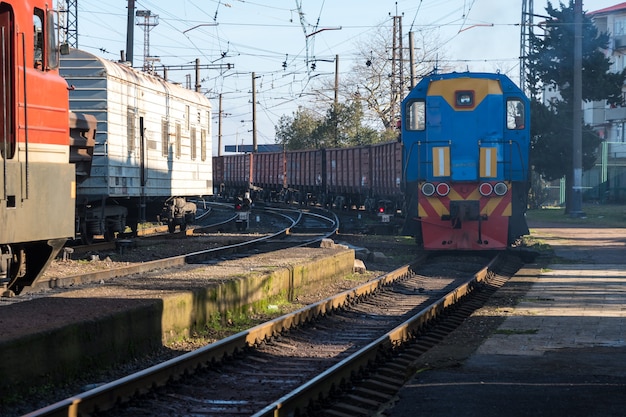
0 248 355 394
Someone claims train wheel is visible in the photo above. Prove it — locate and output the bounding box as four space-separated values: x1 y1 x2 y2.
2 246 23 295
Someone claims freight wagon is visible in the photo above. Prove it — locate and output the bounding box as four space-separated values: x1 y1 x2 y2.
213 141 403 214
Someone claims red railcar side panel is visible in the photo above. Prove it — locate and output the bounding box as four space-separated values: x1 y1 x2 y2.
212 156 224 188
253 152 285 189
326 146 370 195
223 153 251 188
371 141 402 197
287 149 323 191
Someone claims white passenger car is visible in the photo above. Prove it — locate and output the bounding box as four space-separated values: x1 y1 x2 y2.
61 49 212 241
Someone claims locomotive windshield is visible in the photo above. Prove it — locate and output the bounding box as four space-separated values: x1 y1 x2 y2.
507 98 525 130
406 100 425 131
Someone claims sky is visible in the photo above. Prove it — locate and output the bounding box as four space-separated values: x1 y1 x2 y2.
68 0 620 154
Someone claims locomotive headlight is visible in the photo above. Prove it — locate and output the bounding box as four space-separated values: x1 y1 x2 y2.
494 182 508 196
479 182 493 196
436 182 450 196
421 182 435 196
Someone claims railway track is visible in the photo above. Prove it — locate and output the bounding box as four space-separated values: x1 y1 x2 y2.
7 206 337 301
24 251 524 417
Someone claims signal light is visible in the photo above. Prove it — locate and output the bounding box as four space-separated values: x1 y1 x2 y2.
494 182 508 196
479 182 493 196
436 183 450 196
421 182 435 196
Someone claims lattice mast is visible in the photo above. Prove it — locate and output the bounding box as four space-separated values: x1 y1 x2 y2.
58 0 78 48
136 9 159 72
520 0 534 97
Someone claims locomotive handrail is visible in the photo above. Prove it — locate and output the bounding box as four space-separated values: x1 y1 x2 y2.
1 28 6 200
21 32 30 198
479 137 527 181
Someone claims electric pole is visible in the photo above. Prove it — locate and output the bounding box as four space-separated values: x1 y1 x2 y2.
570 0 584 217
136 10 159 72
126 0 135 64
390 14 403 126
59 0 78 48
520 0 534 96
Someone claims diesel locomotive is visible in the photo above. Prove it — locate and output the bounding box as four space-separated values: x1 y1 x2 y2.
401 72 531 250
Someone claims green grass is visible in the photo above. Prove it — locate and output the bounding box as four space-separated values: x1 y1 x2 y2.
527 203 626 227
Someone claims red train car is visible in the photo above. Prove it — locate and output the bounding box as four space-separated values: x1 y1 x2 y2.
285 149 324 204
214 141 404 215
0 0 95 295
325 146 370 208
223 153 252 195
252 151 285 200
370 141 403 213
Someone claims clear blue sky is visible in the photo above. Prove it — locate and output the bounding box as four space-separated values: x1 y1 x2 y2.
71 0 618 153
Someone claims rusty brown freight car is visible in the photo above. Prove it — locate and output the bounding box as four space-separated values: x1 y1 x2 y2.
212 156 225 195
325 146 371 208
285 149 324 204
371 141 403 200
252 151 286 200
223 153 252 195
214 141 404 211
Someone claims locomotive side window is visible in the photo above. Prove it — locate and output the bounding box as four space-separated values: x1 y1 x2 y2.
507 98 525 130
406 100 425 131
46 11 58 68
33 9 44 69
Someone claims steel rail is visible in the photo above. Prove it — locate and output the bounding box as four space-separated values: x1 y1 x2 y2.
252 253 500 416
23 254 428 417
28 207 312 293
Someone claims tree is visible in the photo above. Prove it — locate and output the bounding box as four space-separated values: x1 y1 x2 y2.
340 26 449 133
274 100 380 150
275 107 320 150
275 18 447 149
526 1 626 209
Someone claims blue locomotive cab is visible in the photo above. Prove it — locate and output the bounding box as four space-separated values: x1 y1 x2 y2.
401 72 531 250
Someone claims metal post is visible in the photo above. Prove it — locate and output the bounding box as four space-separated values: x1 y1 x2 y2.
126 0 135 65
570 0 584 217
252 72 257 153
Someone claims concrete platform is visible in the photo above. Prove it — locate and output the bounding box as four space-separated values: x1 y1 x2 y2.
386 223 626 417
0 246 356 395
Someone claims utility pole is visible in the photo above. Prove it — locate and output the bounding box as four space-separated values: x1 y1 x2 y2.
390 14 403 126
570 0 584 217
252 72 258 153
218 94 223 157
408 31 416 89
136 10 159 72
126 0 135 65
59 0 78 48
520 0 534 96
